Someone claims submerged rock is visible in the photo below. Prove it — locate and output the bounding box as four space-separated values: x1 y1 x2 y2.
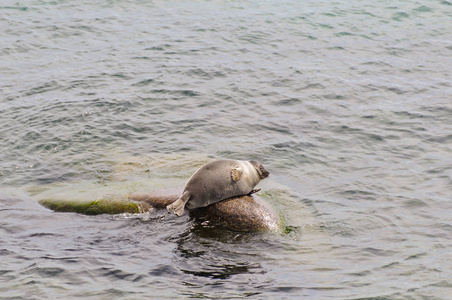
190 195 282 232
39 193 283 232
38 194 148 215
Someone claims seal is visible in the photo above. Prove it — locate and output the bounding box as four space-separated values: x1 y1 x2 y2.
166 160 269 216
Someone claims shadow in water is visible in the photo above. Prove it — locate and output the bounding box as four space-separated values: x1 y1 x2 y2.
169 224 271 281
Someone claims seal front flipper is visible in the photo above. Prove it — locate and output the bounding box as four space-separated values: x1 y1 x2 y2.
167 191 190 216
230 165 243 181
249 188 261 194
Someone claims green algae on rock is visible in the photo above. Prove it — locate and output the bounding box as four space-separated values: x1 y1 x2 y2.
38 194 153 215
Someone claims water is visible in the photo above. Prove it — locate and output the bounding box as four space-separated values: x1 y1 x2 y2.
1 0 451 298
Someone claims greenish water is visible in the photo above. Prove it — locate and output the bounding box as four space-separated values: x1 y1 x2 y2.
1 0 451 299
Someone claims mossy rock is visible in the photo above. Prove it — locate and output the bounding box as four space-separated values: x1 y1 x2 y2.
190 195 282 232
38 193 284 232
38 194 152 215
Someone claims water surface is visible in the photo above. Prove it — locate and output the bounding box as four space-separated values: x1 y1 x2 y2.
1 0 451 299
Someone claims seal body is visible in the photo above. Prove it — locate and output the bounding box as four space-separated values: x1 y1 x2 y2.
167 160 269 216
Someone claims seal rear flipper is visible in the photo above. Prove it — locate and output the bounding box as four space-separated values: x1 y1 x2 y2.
166 191 190 216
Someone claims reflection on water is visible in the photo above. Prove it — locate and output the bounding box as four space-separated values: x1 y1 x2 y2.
171 225 281 298
175 229 265 280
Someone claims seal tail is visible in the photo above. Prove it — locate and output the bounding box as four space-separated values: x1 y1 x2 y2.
166 191 190 216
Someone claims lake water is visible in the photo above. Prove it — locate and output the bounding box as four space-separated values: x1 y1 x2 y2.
1 0 451 299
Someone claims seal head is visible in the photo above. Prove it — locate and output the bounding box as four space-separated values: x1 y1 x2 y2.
249 160 270 179
166 159 269 216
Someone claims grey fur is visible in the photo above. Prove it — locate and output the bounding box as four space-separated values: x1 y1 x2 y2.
167 160 269 216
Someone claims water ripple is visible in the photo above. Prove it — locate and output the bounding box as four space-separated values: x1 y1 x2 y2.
1 0 451 298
